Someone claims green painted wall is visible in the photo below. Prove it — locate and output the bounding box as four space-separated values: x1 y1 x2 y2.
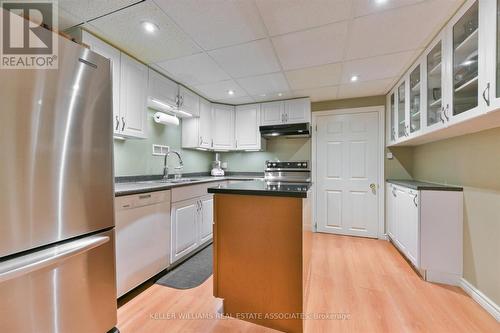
411 127 500 305
113 109 213 176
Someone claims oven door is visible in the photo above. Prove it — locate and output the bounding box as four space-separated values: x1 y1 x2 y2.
0 229 117 333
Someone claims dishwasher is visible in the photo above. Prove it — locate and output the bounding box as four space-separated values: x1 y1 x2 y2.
115 190 171 297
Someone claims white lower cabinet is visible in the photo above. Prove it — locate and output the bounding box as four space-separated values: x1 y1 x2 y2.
386 182 463 285
171 198 200 263
171 183 222 264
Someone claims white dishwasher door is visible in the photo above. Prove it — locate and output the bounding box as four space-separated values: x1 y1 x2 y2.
115 190 171 297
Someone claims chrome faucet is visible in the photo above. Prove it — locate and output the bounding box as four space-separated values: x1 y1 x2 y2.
163 150 184 179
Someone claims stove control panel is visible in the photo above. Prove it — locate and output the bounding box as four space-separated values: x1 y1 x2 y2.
266 161 309 169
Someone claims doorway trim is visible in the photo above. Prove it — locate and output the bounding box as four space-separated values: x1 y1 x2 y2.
311 106 386 239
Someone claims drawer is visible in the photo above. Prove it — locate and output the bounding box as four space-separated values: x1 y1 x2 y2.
115 190 171 210
171 181 226 203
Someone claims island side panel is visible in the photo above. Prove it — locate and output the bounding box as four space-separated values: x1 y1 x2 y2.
213 193 304 333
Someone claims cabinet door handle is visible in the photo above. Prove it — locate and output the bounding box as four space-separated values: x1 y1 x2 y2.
115 115 120 131
439 108 445 123
412 194 418 207
199 136 202 145
121 117 125 131
483 82 491 106
235 140 238 148
285 113 288 122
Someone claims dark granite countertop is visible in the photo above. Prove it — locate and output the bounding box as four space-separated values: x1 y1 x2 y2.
387 179 463 191
114 173 263 197
207 180 311 198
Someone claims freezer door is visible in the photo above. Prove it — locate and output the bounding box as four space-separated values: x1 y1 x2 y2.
0 229 117 333
0 35 115 257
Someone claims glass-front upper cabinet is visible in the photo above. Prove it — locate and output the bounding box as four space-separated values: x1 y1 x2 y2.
451 0 479 118
389 92 396 142
409 65 421 134
482 0 500 111
397 81 406 138
427 39 444 128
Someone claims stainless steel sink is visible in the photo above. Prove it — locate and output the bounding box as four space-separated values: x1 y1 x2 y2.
137 179 172 184
168 178 193 183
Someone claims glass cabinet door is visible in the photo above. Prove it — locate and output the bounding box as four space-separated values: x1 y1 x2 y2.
427 41 443 127
452 1 478 116
409 66 421 133
397 82 406 138
390 93 395 141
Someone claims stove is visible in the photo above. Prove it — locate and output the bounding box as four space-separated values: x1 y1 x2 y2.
264 160 311 184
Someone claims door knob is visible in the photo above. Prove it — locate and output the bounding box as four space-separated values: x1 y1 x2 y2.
370 183 377 194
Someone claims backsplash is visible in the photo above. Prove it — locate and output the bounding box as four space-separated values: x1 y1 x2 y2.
113 109 213 177
219 137 311 172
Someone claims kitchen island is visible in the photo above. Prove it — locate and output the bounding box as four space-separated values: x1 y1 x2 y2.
208 180 312 333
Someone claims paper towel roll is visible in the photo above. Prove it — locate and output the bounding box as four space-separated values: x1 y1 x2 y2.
153 112 179 126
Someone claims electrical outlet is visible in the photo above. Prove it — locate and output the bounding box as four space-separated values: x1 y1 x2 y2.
152 144 169 156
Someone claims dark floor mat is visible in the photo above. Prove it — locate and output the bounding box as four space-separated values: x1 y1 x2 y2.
156 244 212 289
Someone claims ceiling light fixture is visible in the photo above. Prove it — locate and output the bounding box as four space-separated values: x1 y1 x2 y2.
228 90 235 95
375 0 388 5
350 75 359 82
141 21 159 34
278 93 283 97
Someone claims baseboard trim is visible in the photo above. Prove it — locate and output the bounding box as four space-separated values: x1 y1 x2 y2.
459 278 500 322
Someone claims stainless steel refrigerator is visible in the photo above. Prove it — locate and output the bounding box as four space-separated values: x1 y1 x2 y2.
0 33 117 332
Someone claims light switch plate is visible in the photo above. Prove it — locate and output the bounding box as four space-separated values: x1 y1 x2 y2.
386 152 393 160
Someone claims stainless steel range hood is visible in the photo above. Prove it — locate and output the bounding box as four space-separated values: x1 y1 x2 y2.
259 123 311 138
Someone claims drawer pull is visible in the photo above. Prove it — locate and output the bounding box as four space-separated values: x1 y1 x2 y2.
139 194 152 199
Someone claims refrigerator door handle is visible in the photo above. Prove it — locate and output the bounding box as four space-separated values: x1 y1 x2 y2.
0 235 110 284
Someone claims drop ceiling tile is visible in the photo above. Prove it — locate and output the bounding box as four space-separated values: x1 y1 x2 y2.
255 0 352 36
251 91 294 103
293 86 339 102
216 96 255 105
341 50 417 84
236 72 289 96
58 0 138 22
272 21 349 70
153 0 267 50
208 39 281 78
57 7 83 30
353 0 425 17
156 52 230 86
346 0 463 60
193 80 247 101
337 78 394 99
87 1 200 63
285 63 342 90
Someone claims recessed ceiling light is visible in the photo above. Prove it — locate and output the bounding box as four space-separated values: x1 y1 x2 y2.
350 75 359 82
260 94 266 97
277 93 283 97
375 0 388 5
141 21 159 34
228 90 235 96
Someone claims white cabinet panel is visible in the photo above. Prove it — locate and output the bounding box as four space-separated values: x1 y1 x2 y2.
405 190 420 267
199 195 213 244
386 184 396 239
235 103 261 150
212 104 235 150
120 53 148 138
82 31 121 135
179 86 200 117
181 97 212 149
171 199 199 263
284 98 311 124
148 69 179 108
261 101 284 125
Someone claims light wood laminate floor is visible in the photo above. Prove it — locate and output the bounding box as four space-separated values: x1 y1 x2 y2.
117 233 499 333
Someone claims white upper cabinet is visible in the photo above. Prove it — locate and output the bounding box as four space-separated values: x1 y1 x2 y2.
120 53 148 138
211 104 235 150
235 104 262 151
261 101 284 125
178 86 200 117
284 98 311 124
81 31 121 135
385 0 500 146
260 98 311 126
446 0 485 125
148 69 179 109
181 97 212 149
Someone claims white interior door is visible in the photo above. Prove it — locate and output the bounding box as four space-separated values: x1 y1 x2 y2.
316 111 380 238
